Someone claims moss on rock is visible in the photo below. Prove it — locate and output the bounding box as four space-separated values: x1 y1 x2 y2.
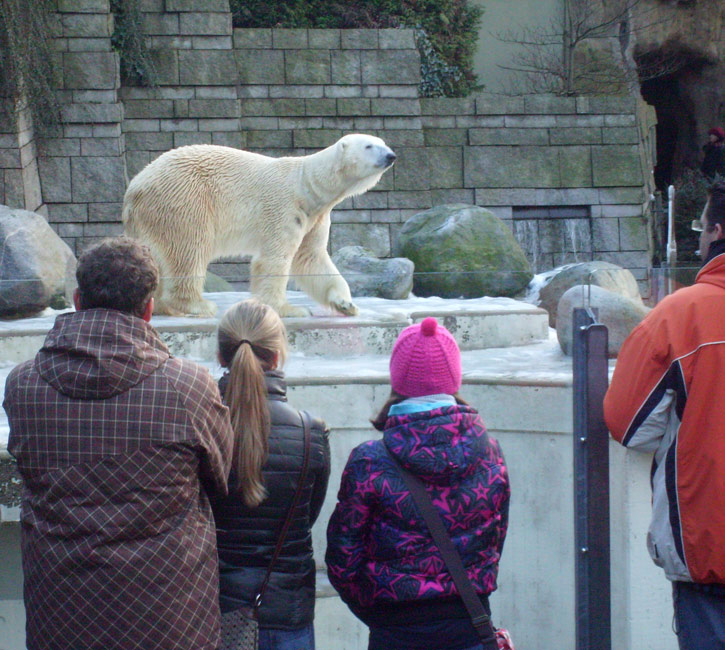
394 203 532 298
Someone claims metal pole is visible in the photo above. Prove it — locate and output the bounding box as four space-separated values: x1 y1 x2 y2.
573 308 611 650
667 184 676 295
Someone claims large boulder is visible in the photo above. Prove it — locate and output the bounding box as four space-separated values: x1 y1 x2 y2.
332 245 414 300
393 204 532 298
556 284 650 358
538 261 642 327
0 205 76 318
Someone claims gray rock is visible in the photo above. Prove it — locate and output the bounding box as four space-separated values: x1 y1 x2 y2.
332 245 414 300
204 271 234 293
0 205 76 318
394 203 533 298
539 261 642 327
556 284 650 358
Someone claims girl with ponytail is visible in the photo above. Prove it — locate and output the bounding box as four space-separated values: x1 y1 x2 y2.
212 298 331 650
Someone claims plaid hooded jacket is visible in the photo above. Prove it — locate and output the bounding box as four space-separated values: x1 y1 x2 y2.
4 309 234 650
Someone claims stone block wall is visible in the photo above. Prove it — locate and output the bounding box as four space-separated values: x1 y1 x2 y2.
420 94 654 279
0 0 656 288
0 97 43 214
40 0 126 250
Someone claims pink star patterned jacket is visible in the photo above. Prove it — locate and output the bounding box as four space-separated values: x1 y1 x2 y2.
325 403 510 626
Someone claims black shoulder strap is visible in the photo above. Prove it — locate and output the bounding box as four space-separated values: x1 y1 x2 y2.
384 445 495 643
255 410 312 607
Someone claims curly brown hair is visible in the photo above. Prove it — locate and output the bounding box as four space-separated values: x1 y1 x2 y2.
75 237 159 318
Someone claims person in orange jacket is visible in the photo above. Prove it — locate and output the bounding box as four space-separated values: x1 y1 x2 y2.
604 180 725 649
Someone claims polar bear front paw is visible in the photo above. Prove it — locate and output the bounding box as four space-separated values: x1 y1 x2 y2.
330 298 359 317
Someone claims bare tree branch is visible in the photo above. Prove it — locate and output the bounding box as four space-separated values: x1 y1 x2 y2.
494 0 686 96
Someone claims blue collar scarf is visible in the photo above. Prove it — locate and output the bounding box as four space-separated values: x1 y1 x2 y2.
388 394 456 416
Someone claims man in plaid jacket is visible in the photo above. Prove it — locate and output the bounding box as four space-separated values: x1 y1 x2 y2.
4 237 234 650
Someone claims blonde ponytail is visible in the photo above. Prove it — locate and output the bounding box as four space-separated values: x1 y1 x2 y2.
218 299 288 508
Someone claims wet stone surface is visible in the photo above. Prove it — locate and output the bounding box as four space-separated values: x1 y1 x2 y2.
0 457 22 507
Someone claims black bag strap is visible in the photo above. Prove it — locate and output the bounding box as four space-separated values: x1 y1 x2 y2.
255 410 312 607
384 445 495 643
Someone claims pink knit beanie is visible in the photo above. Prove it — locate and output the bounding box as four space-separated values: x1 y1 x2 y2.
389 317 462 397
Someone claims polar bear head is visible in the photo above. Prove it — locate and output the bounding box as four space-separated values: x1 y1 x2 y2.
334 133 396 199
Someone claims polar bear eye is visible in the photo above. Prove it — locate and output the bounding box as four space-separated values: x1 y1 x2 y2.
365 144 372 149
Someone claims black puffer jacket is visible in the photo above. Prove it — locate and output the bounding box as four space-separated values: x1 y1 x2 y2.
212 369 330 629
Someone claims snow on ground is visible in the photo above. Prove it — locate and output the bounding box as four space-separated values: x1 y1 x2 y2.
0 290 574 451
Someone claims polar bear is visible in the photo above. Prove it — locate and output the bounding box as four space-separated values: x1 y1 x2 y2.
122 133 396 318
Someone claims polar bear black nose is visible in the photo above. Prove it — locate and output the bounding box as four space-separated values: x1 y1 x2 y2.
385 152 396 166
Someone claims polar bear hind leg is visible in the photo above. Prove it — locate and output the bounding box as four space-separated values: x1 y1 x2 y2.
148 237 217 318
124 189 217 317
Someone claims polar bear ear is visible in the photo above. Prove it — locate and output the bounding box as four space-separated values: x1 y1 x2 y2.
340 139 348 151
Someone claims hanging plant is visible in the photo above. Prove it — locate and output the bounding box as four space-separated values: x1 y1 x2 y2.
110 0 157 87
0 0 60 134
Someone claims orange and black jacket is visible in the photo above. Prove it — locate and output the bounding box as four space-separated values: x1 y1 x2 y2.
605 245 725 585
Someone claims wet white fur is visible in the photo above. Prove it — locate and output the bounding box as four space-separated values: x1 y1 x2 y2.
122 134 395 317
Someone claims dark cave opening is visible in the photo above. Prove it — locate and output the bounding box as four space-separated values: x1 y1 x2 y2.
636 43 712 191
639 74 679 191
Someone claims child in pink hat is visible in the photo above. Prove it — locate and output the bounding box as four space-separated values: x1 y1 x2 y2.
326 317 511 650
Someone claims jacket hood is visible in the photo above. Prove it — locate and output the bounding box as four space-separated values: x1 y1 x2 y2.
35 309 170 400
383 404 487 484
697 244 725 290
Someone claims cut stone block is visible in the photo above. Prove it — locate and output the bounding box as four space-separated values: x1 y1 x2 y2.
141 12 179 36
179 12 232 37
331 223 391 258
60 103 122 123
465 146 560 188
361 51 420 85
371 98 420 116
61 14 112 38
425 147 463 189
391 147 431 191
188 99 239 118
148 49 179 85
285 50 331 85
58 0 109 13
549 128 602 145
378 29 416 50
179 50 237 85
38 157 72 203
71 156 126 202
233 28 272 49
292 129 341 149
63 52 118 89
165 0 230 10
592 145 643 187
524 95 576 114
123 100 174 120
341 30 379 50
235 50 285 84
272 29 308 49
469 128 549 146
309 29 341 49
558 147 592 188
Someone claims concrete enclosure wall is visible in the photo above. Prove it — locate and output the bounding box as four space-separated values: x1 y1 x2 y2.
0 0 656 288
